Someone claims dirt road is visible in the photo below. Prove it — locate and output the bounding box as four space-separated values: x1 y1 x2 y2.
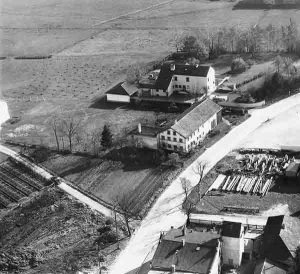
109 93 300 274
0 143 113 217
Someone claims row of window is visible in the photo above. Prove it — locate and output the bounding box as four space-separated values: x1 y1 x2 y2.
174 76 190 82
161 135 183 143
173 84 189 90
162 143 184 151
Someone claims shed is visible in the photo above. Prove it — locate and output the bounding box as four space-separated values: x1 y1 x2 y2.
106 82 137 103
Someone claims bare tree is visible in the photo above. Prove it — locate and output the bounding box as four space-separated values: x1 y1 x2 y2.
114 191 138 237
90 128 102 155
169 29 185 52
51 117 61 152
193 161 207 202
180 177 192 202
61 117 81 152
180 177 196 223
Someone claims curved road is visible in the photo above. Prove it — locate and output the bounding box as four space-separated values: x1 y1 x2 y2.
109 93 300 274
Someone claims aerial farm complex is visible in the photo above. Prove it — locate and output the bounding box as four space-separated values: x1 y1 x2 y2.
1 0 300 273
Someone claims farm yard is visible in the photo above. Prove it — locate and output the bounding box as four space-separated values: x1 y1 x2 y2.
190 150 300 216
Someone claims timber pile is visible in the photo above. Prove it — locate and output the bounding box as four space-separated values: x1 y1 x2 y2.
209 174 274 196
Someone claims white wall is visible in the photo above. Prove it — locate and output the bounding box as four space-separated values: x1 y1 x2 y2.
207 67 216 94
107 94 130 103
172 74 207 93
131 135 158 150
222 236 244 267
209 240 221 274
158 113 218 153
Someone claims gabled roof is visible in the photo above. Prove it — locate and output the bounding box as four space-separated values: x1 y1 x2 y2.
222 221 243 238
170 99 222 138
151 229 220 273
154 63 212 90
106 82 137 96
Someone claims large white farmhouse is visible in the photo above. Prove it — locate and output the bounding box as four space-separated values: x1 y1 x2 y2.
158 99 222 153
140 63 216 97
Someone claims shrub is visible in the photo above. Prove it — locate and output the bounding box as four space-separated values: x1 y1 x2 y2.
231 58 247 74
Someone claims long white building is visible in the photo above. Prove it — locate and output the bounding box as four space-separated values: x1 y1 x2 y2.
158 99 222 153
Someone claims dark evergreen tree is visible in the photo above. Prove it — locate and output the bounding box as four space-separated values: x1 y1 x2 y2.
101 124 113 148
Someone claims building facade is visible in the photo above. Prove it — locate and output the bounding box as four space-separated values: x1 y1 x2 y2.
142 63 216 98
158 99 222 153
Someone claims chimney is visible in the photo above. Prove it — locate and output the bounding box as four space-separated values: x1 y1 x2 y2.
182 239 185 247
138 123 142 134
174 119 178 124
170 63 176 71
171 264 176 273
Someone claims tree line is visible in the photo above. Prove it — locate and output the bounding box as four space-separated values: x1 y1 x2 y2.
169 19 300 59
51 117 113 154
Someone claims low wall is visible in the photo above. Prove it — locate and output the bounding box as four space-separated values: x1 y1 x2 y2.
218 100 265 109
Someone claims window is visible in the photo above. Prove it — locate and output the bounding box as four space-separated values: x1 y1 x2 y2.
180 146 183 151
167 137 171 141
174 145 177 150
186 77 190 82
173 137 177 142
161 136 165 140
175 85 178 88
168 144 172 148
156 89 159 92
167 130 170 135
186 85 190 89
174 76 177 81
162 143 166 148
173 131 176 136
179 138 183 143
179 85 181 88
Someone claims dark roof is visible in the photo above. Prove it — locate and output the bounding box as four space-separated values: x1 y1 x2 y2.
151 240 218 273
163 228 220 245
106 82 137 96
221 221 242 238
154 65 174 90
130 125 162 137
264 215 284 237
263 215 300 263
170 99 222 138
154 63 212 90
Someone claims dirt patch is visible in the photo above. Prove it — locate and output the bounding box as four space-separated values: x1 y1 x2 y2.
0 187 125 273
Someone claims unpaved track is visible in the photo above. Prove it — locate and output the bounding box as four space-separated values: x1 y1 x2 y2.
0 144 113 217
109 93 300 274
55 0 175 55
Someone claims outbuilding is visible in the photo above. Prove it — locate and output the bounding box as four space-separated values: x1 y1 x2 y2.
106 82 137 103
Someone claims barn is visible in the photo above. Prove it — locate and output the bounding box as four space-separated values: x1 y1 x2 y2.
106 82 137 103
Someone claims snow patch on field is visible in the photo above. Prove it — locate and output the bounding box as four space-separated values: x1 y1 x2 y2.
260 204 290 216
0 100 10 133
238 103 300 150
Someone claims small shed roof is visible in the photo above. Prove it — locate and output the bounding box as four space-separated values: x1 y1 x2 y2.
106 82 137 96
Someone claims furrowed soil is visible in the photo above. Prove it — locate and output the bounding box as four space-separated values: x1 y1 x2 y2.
0 187 125 273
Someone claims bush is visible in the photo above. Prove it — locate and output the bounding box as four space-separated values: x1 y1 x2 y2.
95 231 118 245
97 225 111 234
231 58 248 74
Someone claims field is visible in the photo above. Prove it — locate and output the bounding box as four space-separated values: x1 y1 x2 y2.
0 187 125 273
1 0 300 148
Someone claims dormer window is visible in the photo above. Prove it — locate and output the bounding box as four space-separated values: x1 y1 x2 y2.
174 76 177 81
186 77 190 82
